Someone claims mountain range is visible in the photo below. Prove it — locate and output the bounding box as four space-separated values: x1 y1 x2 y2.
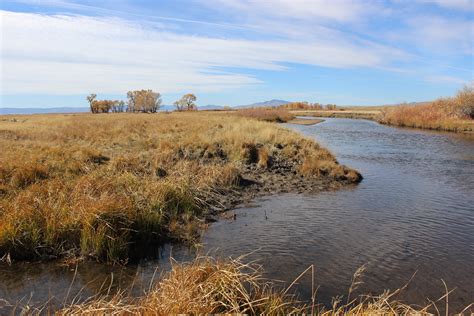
235 99 290 108
0 107 90 115
0 99 292 115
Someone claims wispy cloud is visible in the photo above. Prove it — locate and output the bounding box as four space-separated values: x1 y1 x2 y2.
419 0 474 11
424 75 469 85
1 0 471 104
405 15 473 55
202 0 371 22
1 10 406 94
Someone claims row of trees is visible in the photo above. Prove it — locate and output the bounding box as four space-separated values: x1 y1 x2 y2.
174 93 197 111
278 102 337 111
87 94 126 113
86 90 197 113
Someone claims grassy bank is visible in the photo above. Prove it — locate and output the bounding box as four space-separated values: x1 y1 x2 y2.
39 256 468 315
377 86 474 133
0 112 360 263
291 110 380 120
236 108 295 122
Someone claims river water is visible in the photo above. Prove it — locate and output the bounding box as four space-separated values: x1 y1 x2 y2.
1 118 473 312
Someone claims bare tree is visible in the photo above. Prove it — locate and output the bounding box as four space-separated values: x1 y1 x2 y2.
87 94 97 113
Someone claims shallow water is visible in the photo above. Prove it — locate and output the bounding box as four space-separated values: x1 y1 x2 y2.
202 119 474 310
1 118 473 312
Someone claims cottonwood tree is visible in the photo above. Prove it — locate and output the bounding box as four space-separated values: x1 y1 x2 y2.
174 93 197 111
86 94 122 113
127 90 162 113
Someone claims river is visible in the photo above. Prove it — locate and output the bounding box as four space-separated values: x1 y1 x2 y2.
1 118 473 312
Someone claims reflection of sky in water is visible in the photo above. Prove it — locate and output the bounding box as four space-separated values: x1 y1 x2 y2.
202 119 474 310
1 119 473 313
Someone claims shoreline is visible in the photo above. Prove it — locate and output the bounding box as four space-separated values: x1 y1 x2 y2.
290 110 474 134
204 157 359 222
287 118 324 125
0 112 362 264
0 151 360 265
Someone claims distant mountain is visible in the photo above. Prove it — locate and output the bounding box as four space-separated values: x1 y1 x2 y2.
160 104 226 111
236 99 290 109
159 105 175 111
0 107 89 115
1 101 290 115
199 105 225 110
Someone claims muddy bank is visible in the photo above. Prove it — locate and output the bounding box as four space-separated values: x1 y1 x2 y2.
287 118 324 125
203 151 362 223
0 112 363 264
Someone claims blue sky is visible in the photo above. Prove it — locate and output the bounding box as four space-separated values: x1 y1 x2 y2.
1 0 473 108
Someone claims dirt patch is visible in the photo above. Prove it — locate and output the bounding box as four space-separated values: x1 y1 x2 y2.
203 155 361 222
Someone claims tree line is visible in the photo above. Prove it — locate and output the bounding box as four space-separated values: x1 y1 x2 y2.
278 102 337 111
86 90 197 113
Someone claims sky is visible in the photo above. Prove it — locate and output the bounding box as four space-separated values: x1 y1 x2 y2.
0 0 473 108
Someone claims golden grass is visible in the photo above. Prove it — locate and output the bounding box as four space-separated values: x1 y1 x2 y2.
51 256 472 315
292 110 381 120
0 112 359 262
236 108 295 122
378 86 474 133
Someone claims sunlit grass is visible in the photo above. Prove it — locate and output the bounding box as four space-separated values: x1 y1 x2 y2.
51 255 471 315
236 108 295 122
0 112 359 263
378 85 474 132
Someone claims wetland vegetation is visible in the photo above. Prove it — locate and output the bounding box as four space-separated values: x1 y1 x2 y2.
377 86 474 133
0 112 360 263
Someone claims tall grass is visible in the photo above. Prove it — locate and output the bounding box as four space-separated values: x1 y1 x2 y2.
236 108 295 122
0 112 359 263
378 85 474 132
52 256 471 315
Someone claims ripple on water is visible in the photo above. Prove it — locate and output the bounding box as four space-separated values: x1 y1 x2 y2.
1 118 473 313
201 118 474 310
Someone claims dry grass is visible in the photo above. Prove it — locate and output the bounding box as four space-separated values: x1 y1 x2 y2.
292 110 381 120
378 86 474 132
0 112 359 263
51 256 472 315
236 108 295 122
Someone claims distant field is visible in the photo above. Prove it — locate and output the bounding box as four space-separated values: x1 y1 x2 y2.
290 109 381 120
288 88 473 134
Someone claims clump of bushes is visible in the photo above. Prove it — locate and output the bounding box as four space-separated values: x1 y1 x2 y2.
236 108 294 122
378 85 474 132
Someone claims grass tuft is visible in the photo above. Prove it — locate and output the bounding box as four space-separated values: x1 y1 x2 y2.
52 255 472 315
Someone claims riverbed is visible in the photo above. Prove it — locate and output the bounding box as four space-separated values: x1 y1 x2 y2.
1 118 473 312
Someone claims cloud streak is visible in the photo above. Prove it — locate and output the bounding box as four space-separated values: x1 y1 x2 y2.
1 10 406 94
